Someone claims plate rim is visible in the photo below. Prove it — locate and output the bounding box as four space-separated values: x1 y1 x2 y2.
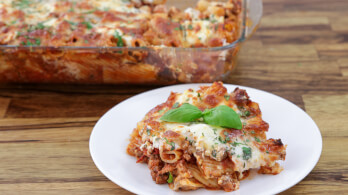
89 83 323 195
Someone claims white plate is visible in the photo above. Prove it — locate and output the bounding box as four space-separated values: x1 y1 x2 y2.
89 84 322 195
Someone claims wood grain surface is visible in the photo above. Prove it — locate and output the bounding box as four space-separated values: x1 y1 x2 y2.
1 0 348 194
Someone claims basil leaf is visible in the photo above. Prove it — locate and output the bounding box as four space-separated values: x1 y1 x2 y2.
202 105 242 129
160 103 202 123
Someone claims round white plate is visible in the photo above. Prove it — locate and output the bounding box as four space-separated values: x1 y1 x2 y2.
89 84 322 195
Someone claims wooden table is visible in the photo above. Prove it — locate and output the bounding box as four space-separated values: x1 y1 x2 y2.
1 0 347 194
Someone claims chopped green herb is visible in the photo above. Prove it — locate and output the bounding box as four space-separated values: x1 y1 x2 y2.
266 150 269 154
223 131 228 136
174 27 180 31
251 130 255 134
188 24 193 30
243 162 246 168
158 110 165 114
12 0 31 9
224 95 230 101
225 137 230 141
197 93 200 97
84 40 89 43
81 21 93 29
172 102 179 108
82 9 97 14
167 172 173 183
244 111 250 117
212 150 217 157
170 142 175 150
146 128 151 136
202 133 205 137
114 31 124 47
21 37 40 46
237 155 241 158
255 137 260 142
242 147 252 160
66 20 77 26
164 137 175 150
211 19 218 23
36 22 45 30
34 38 40 45
218 136 226 144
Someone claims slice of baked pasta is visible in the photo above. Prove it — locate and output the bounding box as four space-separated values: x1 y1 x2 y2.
127 82 286 192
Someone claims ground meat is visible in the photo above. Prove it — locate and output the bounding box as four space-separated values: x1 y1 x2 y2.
218 174 240 192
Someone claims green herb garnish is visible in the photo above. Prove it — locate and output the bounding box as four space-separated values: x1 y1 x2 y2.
12 0 30 9
202 105 242 129
164 138 175 151
36 22 45 30
224 95 230 101
242 147 252 160
160 104 242 129
146 128 151 136
255 137 260 142
114 31 124 47
212 150 217 157
81 21 93 29
172 102 179 108
244 110 250 117
161 103 202 123
167 172 173 183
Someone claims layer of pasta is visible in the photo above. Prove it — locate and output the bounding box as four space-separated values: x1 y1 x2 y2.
127 82 286 191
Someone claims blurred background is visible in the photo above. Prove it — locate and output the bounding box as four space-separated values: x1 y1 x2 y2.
0 0 347 194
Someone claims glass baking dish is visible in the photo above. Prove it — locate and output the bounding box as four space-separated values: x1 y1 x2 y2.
0 0 262 84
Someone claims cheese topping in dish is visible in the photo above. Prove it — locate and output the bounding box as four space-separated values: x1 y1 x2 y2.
127 82 287 192
0 0 241 47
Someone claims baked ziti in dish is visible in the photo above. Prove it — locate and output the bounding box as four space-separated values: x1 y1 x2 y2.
127 82 286 191
0 0 245 84
0 0 241 47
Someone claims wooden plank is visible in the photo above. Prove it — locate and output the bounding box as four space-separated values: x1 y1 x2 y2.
4 94 130 118
281 137 348 194
0 182 131 195
0 141 104 184
337 58 348 77
315 43 348 59
0 97 11 118
261 16 329 27
238 44 319 62
302 94 348 137
330 17 348 32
